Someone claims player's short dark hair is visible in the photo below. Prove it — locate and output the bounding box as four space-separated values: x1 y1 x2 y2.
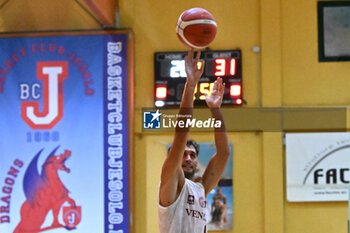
167 139 200 156
186 139 200 156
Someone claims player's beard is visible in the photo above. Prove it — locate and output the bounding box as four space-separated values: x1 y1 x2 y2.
184 169 196 179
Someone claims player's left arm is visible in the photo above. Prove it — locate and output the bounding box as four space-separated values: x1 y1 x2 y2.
202 78 231 196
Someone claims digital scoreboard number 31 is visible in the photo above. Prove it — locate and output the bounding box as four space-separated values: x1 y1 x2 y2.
154 50 242 107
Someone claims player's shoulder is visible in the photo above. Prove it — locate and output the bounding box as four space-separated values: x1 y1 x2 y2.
194 176 202 183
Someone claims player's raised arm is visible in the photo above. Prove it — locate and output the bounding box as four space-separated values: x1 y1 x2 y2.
159 49 204 207
202 78 230 196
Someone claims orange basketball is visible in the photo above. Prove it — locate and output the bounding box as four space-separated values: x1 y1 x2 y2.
176 8 217 49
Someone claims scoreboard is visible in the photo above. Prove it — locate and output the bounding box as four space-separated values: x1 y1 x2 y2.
154 50 242 107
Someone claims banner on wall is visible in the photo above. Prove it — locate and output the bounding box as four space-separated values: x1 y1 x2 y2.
286 132 350 202
0 30 133 233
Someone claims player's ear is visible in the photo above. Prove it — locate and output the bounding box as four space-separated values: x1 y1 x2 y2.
194 152 199 159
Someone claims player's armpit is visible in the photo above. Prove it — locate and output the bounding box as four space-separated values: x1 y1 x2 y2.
159 166 185 207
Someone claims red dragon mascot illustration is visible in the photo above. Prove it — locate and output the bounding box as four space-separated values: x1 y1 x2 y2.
14 147 78 233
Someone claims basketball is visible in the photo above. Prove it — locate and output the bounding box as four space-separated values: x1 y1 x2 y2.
176 8 217 49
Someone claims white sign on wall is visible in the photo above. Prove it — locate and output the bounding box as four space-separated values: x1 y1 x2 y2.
286 132 350 202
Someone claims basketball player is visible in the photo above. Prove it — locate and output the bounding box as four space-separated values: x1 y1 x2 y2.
158 49 230 233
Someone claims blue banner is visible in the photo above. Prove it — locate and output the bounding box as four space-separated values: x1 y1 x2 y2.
0 31 130 233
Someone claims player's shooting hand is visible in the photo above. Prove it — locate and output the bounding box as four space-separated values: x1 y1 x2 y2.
205 78 225 108
185 49 204 88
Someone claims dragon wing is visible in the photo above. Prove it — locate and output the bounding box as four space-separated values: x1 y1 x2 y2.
23 148 45 206
41 146 60 179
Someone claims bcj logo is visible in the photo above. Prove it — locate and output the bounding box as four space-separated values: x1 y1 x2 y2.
143 110 161 129
21 61 68 130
